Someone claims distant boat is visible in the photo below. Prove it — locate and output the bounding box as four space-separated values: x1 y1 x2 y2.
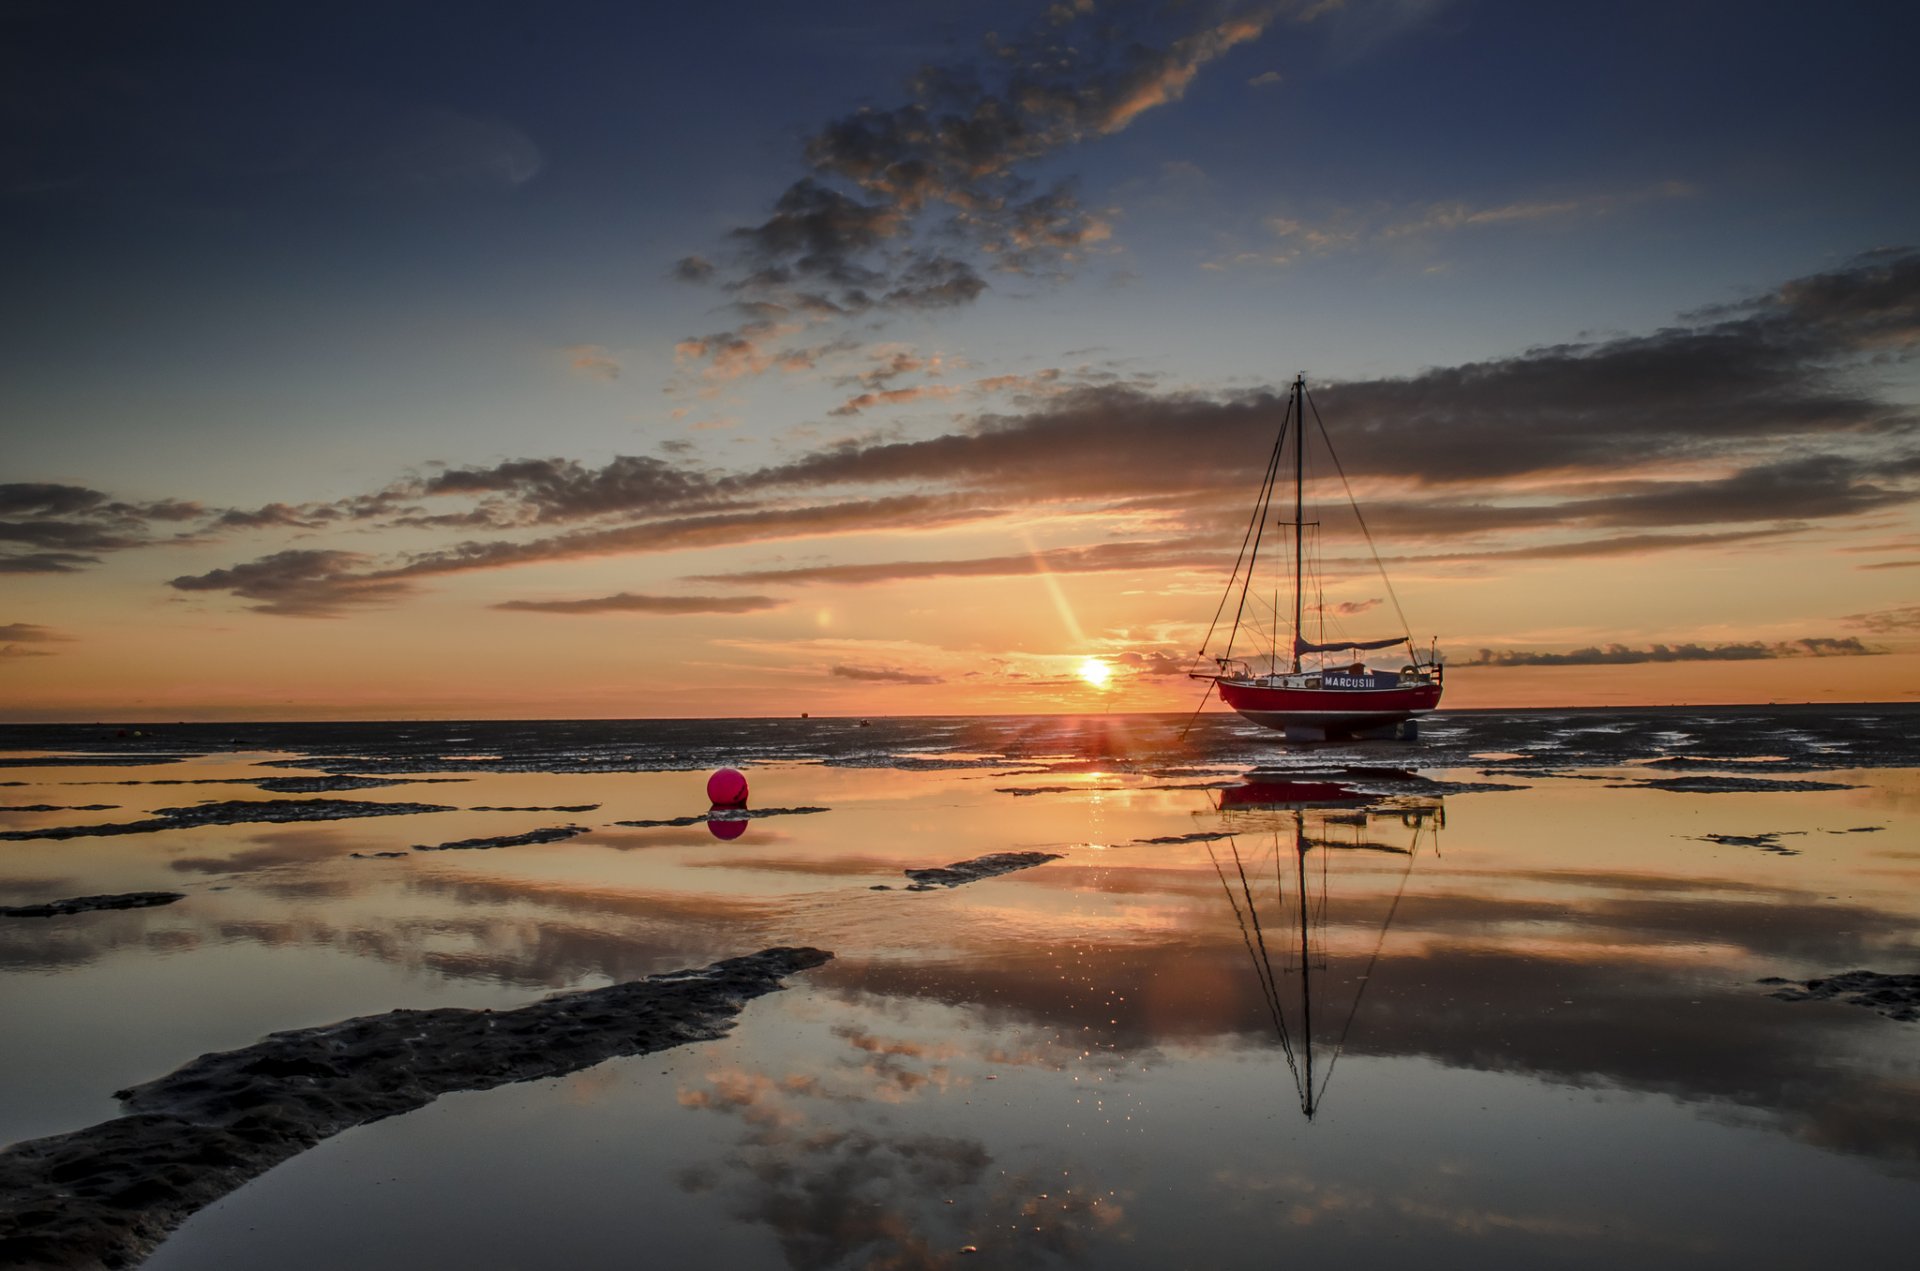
1193 374 1443 741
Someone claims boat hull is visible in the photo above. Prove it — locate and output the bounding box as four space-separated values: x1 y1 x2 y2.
1216 680 1442 741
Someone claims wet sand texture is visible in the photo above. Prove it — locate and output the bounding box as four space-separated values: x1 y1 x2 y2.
0 946 832 1270
0 799 458 842
0 892 184 919
904 851 1063 889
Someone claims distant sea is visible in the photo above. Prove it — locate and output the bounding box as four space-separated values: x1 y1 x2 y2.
5 702 1919 776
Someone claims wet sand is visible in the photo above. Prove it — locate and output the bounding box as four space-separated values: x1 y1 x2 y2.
2 708 1918 1268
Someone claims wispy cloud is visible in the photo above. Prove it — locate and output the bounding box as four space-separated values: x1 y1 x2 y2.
169 550 416 617
564 345 621 381
829 664 944 684
0 622 71 662
493 592 781 615
1843 606 1920 634
1211 180 1697 269
688 539 1225 588
1464 638 1877 667
0 623 73 643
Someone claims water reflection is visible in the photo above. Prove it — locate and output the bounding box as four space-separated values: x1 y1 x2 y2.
9 740 1920 1267
1207 778 1441 1118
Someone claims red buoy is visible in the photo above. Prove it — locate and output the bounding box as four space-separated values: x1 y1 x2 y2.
706 767 749 806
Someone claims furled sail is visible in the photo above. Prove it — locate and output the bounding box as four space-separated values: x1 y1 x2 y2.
1293 635 1408 656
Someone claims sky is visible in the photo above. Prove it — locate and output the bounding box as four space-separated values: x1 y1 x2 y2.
4 0 1919 720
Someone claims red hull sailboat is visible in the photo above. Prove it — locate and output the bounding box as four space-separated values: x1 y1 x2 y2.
1194 374 1443 741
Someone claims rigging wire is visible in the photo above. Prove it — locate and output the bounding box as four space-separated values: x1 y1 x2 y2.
1303 386 1413 642
1313 813 1426 1107
1224 393 1295 666
1207 837 1300 1087
1196 397 1292 665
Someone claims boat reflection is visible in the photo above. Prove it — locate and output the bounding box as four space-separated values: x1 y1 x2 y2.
1209 777 1442 1119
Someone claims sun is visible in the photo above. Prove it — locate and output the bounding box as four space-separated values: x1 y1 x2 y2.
1078 657 1112 689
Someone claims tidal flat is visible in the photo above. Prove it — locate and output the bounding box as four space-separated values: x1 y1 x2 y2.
2 707 1918 1268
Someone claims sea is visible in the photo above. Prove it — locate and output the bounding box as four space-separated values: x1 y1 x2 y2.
3 705 1918 1268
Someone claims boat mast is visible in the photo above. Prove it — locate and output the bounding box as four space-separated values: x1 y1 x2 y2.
1290 374 1306 674
1296 810 1315 1118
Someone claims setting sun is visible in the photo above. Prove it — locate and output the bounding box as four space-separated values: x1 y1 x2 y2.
1078 658 1112 689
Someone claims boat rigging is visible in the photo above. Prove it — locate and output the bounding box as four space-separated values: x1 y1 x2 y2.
1192 374 1443 741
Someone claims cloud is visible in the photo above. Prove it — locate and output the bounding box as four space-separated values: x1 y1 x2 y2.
672 255 715 283
1116 649 1189 677
564 345 621 381
716 249 1920 513
1843 606 1920 634
828 384 959 417
673 2 1286 381
168 550 416 617
134 251 1920 614
1463 638 1879 667
0 644 56 660
412 455 720 525
0 552 103 574
1248 70 1284 88
0 623 72 643
829 664 944 684
492 592 782 615
1217 181 1698 270
0 481 210 571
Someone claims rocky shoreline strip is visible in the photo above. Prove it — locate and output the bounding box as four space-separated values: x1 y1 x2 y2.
614 806 829 827
0 946 832 1269
0 798 457 842
1760 970 1920 1022
0 892 184 919
902 851 1063 890
412 825 590 851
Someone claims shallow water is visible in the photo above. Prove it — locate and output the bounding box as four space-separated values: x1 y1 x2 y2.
4 709 1919 1267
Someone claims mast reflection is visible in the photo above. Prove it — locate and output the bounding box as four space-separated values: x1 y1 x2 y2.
1207 777 1443 1119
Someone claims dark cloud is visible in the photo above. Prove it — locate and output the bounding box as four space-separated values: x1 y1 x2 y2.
0 645 56 660
1843 605 1920 634
1117 649 1189 677
675 2 1280 380
0 551 101 574
414 456 720 525
214 503 335 531
0 484 108 517
133 252 1920 613
1464 638 1879 667
167 495 996 613
829 665 944 684
0 482 213 571
493 592 782 615
0 623 72 643
672 255 714 283
168 550 415 617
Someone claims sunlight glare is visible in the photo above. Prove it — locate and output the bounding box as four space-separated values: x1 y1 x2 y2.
1078 657 1111 689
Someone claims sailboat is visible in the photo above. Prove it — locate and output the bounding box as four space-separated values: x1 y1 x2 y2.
1193 374 1443 741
